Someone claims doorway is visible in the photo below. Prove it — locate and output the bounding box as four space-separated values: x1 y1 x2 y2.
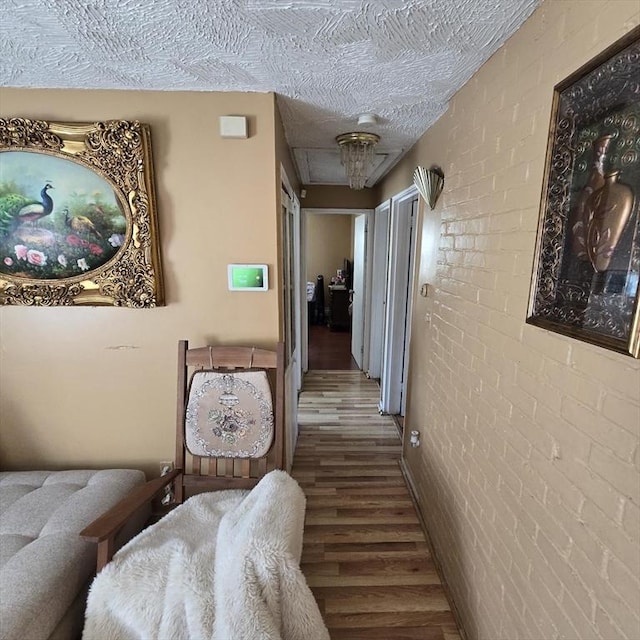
281 168 301 469
308 325 359 369
379 185 419 417
301 208 373 372
367 199 391 381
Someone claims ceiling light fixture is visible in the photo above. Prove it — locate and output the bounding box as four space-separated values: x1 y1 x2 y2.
336 132 380 190
357 113 378 126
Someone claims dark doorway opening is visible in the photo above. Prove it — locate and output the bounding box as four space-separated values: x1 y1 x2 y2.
308 325 358 370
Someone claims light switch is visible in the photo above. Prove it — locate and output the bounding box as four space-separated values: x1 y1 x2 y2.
219 116 248 139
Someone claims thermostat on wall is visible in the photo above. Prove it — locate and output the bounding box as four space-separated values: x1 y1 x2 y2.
227 264 269 291
219 115 248 139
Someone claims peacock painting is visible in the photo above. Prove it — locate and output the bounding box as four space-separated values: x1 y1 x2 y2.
0 150 127 280
0 183 54 236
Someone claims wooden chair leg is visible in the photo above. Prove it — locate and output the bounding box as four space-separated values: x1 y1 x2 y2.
96 538 114 573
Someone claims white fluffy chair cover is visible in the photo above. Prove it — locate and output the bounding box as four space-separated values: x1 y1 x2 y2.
82 471 328 640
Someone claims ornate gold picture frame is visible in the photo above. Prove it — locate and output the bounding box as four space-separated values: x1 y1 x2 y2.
0 118 164 306
527 27 640 357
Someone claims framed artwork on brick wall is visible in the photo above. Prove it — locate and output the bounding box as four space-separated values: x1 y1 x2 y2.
527 26 640 358
0 118 164 307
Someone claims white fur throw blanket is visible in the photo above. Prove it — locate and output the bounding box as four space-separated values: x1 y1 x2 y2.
83 470 329 640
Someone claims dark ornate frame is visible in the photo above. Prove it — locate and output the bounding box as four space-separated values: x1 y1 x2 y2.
527 27 640 357
0 118 164 307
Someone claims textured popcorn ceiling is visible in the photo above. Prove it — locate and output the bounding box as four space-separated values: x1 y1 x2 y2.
1 0 540 187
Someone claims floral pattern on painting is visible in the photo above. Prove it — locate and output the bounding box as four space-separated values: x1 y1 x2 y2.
0 150 127 280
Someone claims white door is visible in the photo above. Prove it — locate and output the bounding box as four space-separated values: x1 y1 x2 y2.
281 183 300 390
281 169 300 465
400 198 419 415
351 214 367 369
291 192 302 391
300 203 309 373
367 200 390 380
380 186 418 415
361 209 375 375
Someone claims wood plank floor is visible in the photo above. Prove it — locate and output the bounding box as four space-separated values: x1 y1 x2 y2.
308 324 359 370
292 370 462 640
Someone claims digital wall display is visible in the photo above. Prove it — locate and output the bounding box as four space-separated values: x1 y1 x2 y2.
227 264 268 291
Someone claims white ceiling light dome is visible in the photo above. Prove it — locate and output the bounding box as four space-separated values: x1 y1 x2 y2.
357 114 379 126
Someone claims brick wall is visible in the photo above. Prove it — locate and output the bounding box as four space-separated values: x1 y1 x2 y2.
390 2 640 638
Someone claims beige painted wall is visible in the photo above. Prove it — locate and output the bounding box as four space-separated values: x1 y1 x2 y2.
379 3 640 639
305 214 353 306
302 185 377 209
0 89 281 477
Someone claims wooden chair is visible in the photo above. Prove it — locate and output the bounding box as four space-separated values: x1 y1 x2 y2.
81 340 286 571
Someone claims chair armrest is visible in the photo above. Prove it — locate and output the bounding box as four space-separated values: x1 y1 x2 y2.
81 468 181 571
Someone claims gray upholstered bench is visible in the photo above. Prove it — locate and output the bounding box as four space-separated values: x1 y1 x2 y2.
0 469 146 640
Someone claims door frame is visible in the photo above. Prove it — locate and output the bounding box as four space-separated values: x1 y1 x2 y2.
280 165 301 470
380 184 419 415
300 207 374 373
366 199 391 380
281 166 301 390
351 213 369 370
361 211 375 374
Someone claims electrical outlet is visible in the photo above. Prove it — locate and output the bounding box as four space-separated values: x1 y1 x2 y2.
159 460 174 476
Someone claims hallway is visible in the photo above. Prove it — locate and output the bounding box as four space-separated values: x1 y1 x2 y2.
308 324 359 370
292 370 462 639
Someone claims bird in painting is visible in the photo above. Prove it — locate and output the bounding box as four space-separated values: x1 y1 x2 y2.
63 207 102 239
0 183 54 235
